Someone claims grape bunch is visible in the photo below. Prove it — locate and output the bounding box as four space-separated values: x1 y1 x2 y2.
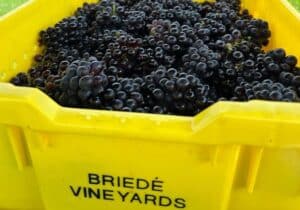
10 0 299 116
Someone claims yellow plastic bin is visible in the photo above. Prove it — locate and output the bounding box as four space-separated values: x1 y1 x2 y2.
1 0 300 210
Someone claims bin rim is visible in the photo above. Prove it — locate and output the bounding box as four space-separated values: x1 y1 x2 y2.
1 82 300 147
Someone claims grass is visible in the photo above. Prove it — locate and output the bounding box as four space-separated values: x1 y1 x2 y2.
289 0 300 11
0 0 28 16
0 0 300 16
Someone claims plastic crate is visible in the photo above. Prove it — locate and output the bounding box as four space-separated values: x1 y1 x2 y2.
0 0 300 210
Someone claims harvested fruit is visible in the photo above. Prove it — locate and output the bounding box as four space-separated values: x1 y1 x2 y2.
10 0 300 116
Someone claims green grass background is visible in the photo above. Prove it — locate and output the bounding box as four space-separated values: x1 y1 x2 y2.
0 0 300 16
289 0 300 10
0 0 27 16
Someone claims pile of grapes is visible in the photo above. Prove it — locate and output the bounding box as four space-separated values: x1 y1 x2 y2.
11 0 300 116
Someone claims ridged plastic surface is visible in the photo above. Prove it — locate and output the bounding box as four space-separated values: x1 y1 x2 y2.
0 0 300 210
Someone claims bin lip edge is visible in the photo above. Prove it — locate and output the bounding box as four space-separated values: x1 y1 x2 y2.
3 82 300 120
2 82 300 120
2 83 300 146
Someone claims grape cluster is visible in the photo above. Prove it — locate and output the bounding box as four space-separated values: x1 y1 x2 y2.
234 79 297 101
10 0 299 116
